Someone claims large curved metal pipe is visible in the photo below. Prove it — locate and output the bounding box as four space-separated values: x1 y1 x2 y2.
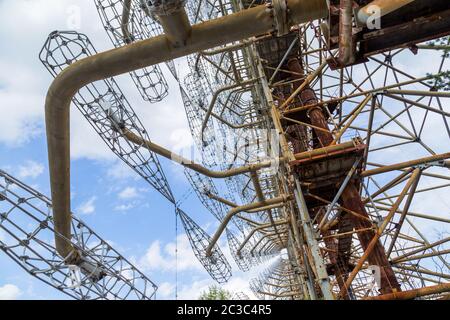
45 0 328 259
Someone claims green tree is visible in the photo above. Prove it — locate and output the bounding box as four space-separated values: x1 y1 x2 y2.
424 36 450 91
198 285 231 300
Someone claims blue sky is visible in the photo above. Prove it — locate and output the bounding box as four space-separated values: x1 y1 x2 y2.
0 0 269 300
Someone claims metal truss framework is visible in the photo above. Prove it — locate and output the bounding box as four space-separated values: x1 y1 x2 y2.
4 0 448 300
250 258 303 300
38 29 236 287
175 0 450 300
0 170 158 300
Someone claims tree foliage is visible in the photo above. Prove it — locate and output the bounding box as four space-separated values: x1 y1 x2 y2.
198 285 232 300
426 36 450 91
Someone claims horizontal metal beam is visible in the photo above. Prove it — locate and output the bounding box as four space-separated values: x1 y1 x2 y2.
363 283 450 300
361 153 450 177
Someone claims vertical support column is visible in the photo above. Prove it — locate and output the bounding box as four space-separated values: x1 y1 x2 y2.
286 56 401 295
294 178 335 300
244 30 333 299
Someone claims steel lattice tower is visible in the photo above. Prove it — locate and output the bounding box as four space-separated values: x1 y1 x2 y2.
1 0 449 300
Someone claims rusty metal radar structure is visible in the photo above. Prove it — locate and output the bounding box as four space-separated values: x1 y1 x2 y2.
2 0 450 300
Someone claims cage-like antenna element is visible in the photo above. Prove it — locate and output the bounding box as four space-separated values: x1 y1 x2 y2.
39 30 175 203
0 170 158 300
177 208 232 283
95 0 172 101
226 229 251 272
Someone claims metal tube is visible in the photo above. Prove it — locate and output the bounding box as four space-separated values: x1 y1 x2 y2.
318 157 361 230
201 79 258 141
361 153 450 177
44 0 328 259
126 130 363 183
156 8 192 47
331 95 372 144
356 0 415 26
363 169 414 204
383 93 450 118
124 129 277 178
363 283 450 300
386 169 422 257
121 0 133 43
384 89 450 99
365 204 450 224
237 220 288 256
394 265 450 280
391 237 450 263
205 194 292 256
293 177 335 300
205 191 239 208
393 249 450 264
338 0 355 65
280 61 327 109
293 140 357 161
268 37 299 85
283 75 434 116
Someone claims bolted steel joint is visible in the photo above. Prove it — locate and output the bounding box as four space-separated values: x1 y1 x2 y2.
146 0 187 17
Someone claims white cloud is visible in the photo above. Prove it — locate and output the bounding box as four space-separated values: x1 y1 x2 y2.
76 196 97 215
0 0 108 148
139 235 202 272
118 187 138 200
17 160 44 179
157 282 175 299
106 160 139 181
0 81 43 146
0 284 22 300
139 233 278 300
114 203 135 212
70 111 114 161
177 279 212 300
